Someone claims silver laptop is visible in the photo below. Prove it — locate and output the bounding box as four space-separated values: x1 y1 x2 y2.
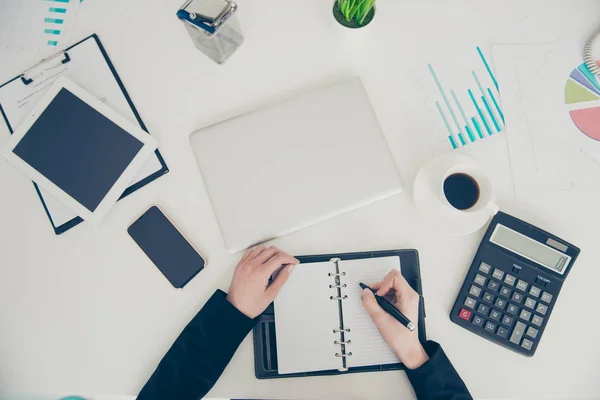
190 78 403 253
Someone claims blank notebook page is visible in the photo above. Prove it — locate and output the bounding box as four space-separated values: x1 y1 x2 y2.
274 261 341 374
340 256 402 368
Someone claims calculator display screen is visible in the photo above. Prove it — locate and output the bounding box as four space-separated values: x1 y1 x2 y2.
490 224 571 275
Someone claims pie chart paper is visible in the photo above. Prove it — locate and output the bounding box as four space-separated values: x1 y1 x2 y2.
493 43 600 200
566 63 600 141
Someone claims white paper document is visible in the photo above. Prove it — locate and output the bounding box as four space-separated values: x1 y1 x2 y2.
493 40 600 200
0 0 80 53
413 41 505 154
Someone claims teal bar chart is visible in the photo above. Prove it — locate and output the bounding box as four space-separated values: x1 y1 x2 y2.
427 47 504 150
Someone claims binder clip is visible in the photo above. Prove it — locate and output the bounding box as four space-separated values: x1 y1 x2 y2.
177 0 243 64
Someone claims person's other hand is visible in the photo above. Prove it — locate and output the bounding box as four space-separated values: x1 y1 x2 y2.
361 269 429 369
227 246 299 318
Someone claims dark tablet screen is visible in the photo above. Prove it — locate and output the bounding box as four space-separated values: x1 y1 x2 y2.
12 88 143 211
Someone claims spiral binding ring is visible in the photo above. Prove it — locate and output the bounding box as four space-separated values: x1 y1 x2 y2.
329 284 347 288
328 272 346 276
330 295 348 300
334 340 351 345
335 352 353 357
585 29 600 77
333 328 351 333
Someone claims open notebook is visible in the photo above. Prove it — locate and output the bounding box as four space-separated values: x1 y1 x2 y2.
274 256 401 374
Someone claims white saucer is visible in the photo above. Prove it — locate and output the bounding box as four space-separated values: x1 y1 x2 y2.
413 153 494 236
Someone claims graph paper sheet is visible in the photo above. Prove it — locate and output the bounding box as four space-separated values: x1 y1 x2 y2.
0 0 80 53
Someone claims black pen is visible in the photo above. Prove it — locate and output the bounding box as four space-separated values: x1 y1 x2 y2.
359 282 416 331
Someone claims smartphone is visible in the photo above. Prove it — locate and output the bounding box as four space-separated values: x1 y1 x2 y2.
128 206 206 288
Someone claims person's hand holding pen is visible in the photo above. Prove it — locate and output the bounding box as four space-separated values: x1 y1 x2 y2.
361 270 430 370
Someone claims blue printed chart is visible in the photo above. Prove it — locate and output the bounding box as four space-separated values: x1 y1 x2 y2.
0 0 80 52
45 0 73 48
423 46 504 151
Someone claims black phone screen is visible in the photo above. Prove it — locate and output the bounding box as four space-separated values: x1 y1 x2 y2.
128 206 205 288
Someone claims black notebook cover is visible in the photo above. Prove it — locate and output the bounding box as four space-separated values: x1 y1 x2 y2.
253 249 426 379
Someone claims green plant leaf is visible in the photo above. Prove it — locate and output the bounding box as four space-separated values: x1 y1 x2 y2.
352 0 376 25
338 0 353 22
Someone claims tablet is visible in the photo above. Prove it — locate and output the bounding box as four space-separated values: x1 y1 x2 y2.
0 76 157 226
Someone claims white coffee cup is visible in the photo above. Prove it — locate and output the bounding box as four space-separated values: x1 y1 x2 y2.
438 162 499 217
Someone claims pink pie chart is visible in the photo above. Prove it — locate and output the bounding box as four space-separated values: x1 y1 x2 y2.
565 62 600 141
569 108 600 141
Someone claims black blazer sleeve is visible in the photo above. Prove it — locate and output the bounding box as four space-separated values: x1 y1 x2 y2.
405 341 472 400
137 290 255 400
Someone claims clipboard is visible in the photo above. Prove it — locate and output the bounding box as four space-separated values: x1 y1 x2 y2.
0 34 169 234
253 249 427 379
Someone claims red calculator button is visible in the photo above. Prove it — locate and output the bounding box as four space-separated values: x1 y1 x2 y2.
459 308 472 321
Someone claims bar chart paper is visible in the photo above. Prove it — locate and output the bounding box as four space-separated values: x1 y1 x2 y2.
0 0 80 52
415 44 504 154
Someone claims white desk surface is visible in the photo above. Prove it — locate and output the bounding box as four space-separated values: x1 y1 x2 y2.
1 1 600 399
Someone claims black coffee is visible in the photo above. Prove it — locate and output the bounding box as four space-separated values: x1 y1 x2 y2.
443 173 480 210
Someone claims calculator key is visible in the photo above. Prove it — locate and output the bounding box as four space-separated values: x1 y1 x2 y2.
504 274 516 286
532 315 544 327
512 265 523 274
510 321 527 345
489 310 501 321
459 308 472 321
487 280 500 292
526 326 539 339
529 286 541 298
494 298 507 310
485 321 497 333
492 268 504 280
511 292 523 304
519 309 532 321
472 315 485 327
522 338 534 351
536 303 548 315
524 298 537 309
535 277 546 286
474 274 487 286
477 304 490 316
463 297 477 309
479 262 491 274
482 292 495 304
541 292 553 303
469 285 482 297
502 315 514 327
499 286 512 298
506 304 518 315
516 280 528 292
497 326 509 339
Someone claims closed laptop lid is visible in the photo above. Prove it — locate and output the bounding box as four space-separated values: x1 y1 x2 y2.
190 78 403 252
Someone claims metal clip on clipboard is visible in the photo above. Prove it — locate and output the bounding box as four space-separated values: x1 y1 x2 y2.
20 50 72 85
176 0 243 64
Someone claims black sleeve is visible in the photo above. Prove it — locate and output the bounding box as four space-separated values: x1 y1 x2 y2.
405 341 472 400
137 290 256 400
